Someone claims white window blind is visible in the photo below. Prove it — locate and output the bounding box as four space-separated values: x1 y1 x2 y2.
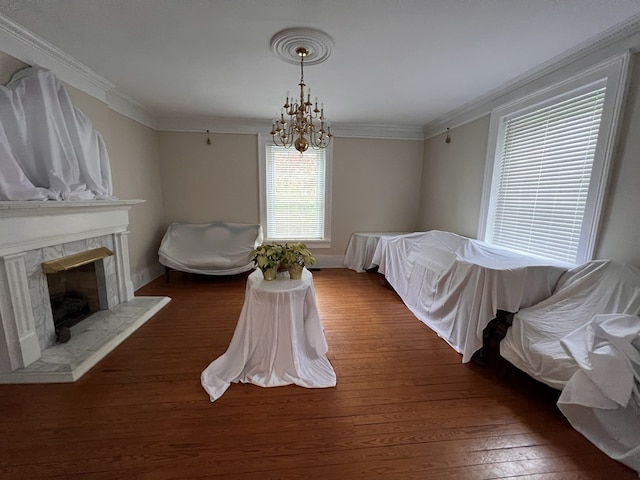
265 144 326 240
486 86 606 263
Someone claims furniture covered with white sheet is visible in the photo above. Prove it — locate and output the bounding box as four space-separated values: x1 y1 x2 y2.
201 268 336 402
372 230 569 362
343 232 408 272
557 313 640 474
500 260 640 390
158 221 263 276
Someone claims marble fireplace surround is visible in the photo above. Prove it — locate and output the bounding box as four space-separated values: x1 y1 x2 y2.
0 200 170 383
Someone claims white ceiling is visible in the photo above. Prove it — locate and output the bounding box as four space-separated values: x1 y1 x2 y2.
1 0 640 131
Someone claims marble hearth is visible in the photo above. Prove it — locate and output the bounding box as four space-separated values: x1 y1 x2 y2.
0 200 170 383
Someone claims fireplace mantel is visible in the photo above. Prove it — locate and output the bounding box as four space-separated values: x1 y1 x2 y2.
0 200 143 256
0 199 169 382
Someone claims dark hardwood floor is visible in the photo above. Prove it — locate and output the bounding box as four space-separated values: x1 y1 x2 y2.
0 268 635 479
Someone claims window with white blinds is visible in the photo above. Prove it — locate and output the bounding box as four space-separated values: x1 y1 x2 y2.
487 87 605 263
479 54 629 264
259 137 332 244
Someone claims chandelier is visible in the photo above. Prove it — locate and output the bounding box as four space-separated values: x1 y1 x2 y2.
269 28 334 153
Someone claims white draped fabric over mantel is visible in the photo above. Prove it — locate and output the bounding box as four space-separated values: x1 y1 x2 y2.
0 67 114 201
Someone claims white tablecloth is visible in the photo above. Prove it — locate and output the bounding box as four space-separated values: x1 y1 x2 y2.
201 269 336 402
343 232 408 272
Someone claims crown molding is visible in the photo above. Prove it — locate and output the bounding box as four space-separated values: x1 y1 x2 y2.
156 116 272 135
423 13 640 139
0 13 113 101
4 10 639 142
330 123 424 140
0 12 156 129
156 115 424 140
105 90 158 130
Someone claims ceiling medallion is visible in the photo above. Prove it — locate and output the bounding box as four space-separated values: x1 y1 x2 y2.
269 28 334 153
269 27 334 66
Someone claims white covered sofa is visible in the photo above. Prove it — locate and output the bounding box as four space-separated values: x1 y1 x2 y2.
158 221 263 277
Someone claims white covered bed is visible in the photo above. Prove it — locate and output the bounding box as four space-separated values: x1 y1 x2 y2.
372 230 569 362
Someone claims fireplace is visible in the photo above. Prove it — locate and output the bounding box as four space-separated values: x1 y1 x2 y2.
43 247 113 342
0 200 170 383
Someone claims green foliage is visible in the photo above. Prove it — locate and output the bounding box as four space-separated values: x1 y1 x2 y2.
250 243 285 271
282 242 317 266
251 242 317 271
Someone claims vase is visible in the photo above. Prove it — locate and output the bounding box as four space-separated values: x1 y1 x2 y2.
288 263 303 280
262 266 278 281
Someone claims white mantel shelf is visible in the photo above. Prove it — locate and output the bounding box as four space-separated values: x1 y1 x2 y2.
0 199 144 215
0 200 144 257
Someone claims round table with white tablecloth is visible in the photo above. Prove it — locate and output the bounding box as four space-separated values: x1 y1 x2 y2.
201 268 336 402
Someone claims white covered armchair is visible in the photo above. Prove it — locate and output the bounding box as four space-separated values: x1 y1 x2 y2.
158 221 263 279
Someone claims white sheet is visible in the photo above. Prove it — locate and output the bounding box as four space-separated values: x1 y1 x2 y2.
158 221 263 275
372 230 568 362
0 67 114 201
201 269 336 401
557 313 640 474
500 260 640 389
343 232 408 272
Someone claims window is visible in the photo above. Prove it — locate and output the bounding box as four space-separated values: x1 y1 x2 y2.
258 135 332 246
478 53 629 264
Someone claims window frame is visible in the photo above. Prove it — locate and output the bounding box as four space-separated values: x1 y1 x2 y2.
258 134 333 247
477 52 630 264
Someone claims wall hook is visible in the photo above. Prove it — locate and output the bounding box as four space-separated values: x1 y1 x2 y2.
445 127 451 144
206 130 212 145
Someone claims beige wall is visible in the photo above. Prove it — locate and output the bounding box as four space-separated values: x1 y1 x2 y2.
158 131 259 225
595 54 640 264
107 111 166 284
158 133 424 257
419 116 489 238
0 51 28 85
63 87 167 286
331 137 424 254
419 54 640 267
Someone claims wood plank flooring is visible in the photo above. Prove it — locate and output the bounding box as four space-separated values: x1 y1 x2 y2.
0 268 635 479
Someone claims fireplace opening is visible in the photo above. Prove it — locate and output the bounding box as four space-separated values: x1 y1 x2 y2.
42 248 113 343
50 291 90 342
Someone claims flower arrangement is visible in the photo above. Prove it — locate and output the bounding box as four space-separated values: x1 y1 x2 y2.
251 243 285 279
282 242 317 267
282 242 317 280
251 242 317 280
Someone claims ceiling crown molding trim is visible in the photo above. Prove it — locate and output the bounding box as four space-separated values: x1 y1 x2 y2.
422 13 640 139
105 91 158 130
156 115 424 140
0 13 156 129
330 123 424 140
0 13 112 101
156 116 273 135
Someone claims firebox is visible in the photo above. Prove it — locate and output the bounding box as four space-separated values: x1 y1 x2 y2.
42 247 113 343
